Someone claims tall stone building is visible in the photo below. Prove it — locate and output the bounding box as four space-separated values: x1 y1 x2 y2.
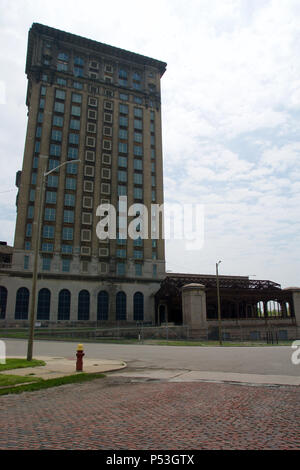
2 23 167 324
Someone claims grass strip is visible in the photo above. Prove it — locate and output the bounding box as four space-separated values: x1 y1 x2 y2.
0 359 46 372
0 374 42 387
0 372 105 396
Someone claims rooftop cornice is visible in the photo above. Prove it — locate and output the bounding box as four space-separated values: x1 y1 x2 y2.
26 23 167 76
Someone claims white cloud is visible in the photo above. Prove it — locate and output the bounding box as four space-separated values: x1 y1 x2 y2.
0 0 299 285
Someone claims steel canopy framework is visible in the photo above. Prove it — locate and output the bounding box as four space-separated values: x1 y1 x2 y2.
155 273 295 325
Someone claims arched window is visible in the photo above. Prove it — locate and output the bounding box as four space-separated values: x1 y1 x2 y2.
97 291 109 321
37 288 51 320
15 288 30 320
58 290 71 321
116 292 126 321
78 290 90 320
0 286 7 319
134 292 144 321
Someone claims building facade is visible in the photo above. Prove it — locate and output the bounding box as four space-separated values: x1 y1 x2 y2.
0 23 167 325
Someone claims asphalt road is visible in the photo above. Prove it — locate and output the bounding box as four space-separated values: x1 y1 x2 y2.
3 338 300 377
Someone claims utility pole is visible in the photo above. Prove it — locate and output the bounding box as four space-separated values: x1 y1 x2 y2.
27 158 80 361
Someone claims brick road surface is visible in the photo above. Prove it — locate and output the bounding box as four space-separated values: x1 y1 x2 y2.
0 378 299 450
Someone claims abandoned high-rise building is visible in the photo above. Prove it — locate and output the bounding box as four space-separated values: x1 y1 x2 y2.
3 23 167 323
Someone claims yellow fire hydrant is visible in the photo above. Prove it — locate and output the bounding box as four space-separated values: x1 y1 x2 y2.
76 344 85 372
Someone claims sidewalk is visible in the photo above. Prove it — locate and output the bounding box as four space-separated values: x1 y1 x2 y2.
3 356 127 380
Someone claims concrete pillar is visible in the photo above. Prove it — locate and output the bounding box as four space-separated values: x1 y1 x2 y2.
284 288 300 326
182 284 207 328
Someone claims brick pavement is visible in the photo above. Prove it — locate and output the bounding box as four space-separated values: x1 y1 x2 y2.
0 378 299 450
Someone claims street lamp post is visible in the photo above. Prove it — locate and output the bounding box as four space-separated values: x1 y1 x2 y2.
26 158 80 361
216 260 222 346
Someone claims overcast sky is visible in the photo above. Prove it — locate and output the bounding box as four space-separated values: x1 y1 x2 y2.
0 0 299 287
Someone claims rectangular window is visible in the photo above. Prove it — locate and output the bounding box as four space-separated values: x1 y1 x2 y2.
71 105 81 117
118 142 127 153
118 156 127 168
102 153 111 165
70 119 80 130
51 130 62 141
83 180 94 192
87 123 97 133
119 93 128 101
37 112 43 123
68 147 79 160
43 225 55 239
103 126 112 136
83 196 93 208
116 249 126 258
134 159 143 171
54 102 65 113
42 243 54 252
29 189 35 202
135 264 142 276
104 101 113 110
84 165 95 177
134 173 143 185
55 89 66 100
82 212 92 225
134 132 143 143
61 245 73 254
118 185 127 196
69 133 79 145
88 109 97 120
62 227 74 241
85 151 95 162
34 141 40 154
44 208 56 221
53 115 64 127
73 81 83 90
101 183 111 195
72 93 82 103
88 97 98 107
64 210 74 223
31 173 37 185
134 96 143 104
46 191 57 204
103 140 112 150
42 257 51 271
134 146 143 157
102 168 111 180
134 187 143 200
119 104 129 114
118 170 127 182
57 77 67 86
153 264 157 277
104 113 113 123
119 116 128 127
119 129 128 140
134 250 143 259
134 108 143 118
47 175 59 188
36 127 42 138
65 178 77 190
26 223 32 237
66 163 78 175
116 262 126 276
62 259 70 273
81 229 91 242
27 206 34 219
64 194 75 206
86 136 96 147
50 144 61 157
134 119 142 130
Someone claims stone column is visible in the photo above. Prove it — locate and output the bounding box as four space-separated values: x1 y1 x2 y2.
284 288 300 326
182 284 207 335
